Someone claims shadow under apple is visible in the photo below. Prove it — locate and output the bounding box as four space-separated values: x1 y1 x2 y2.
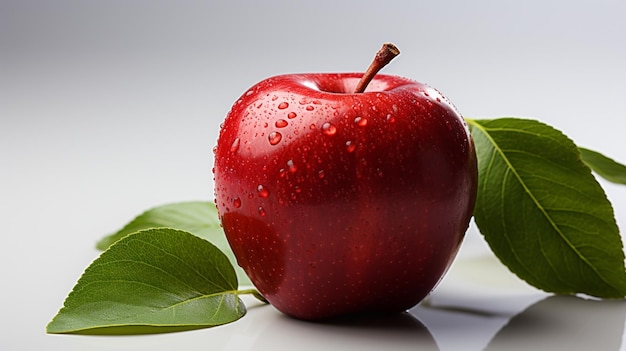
485 295 626 350
249 309 439 351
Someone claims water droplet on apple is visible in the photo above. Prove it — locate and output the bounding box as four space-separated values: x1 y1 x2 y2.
287 159 297 173
275 119 288 128
268 131 282 145
258 206 266 216
354 116 368 127
279 168 287 178
322 122 337 136
272 95 279 101
287 111 297 119
233 197 242 208
386 114 395 123
245 90 254 96
318 170 325 179
278 102 289 109
312 100 322 105
230 138 240 152
257 184 270 198
306 106 315 111
346 140 356 153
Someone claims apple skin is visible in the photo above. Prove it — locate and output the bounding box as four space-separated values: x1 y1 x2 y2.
213 73 477 320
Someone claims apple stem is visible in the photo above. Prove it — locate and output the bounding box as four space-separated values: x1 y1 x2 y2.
354 43 400 93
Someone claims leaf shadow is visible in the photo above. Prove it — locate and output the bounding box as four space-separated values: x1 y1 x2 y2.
72 325 208 336
485 295 626 350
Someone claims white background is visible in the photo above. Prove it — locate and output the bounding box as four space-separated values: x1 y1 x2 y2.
2 0 626 350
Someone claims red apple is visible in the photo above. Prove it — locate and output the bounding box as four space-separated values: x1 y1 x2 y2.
213 45 477 320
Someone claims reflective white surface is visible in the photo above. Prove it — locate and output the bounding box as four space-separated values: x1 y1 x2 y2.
2 1 626 350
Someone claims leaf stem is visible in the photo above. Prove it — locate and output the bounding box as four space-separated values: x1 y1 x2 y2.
237 288 268 303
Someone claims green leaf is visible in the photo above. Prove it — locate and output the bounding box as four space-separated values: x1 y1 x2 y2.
96 201 219 249
47 228 245 334
579 147 626 185
96 201 252 286
467 117 626 298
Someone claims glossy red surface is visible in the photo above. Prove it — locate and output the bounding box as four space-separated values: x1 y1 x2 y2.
214 73 477 320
